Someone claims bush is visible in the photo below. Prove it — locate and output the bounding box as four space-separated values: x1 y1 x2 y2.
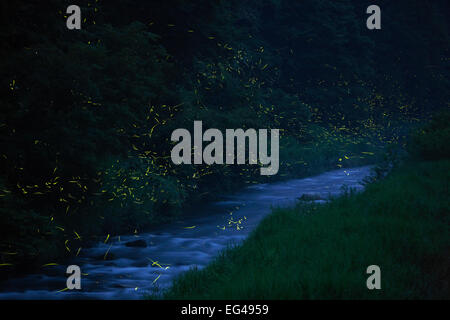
410 109 450 161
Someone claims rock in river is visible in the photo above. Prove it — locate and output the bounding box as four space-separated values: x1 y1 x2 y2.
124 239 147 247
298 193 326 201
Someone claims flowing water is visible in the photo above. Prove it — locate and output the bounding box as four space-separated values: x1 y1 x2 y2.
0 166 373 299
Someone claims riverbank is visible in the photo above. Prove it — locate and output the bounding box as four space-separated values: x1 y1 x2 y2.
163 159 450 299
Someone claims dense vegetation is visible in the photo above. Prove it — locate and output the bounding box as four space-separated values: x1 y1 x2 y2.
163 114 450 299
0 0 448 273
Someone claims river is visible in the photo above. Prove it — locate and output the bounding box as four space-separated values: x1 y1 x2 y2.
0 166 373 299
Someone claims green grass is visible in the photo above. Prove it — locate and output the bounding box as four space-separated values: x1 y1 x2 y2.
163 160 450 299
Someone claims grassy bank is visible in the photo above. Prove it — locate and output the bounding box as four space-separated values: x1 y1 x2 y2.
164 159 450 299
